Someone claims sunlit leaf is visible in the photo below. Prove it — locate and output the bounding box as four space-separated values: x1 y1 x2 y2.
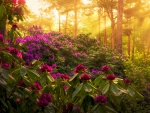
72 83 83 97
102 83 110 94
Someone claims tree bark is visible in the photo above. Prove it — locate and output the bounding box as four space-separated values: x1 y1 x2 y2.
64 11 68 34
0 17 7 36
74 0 77 37
116 0 123 54
104 9 107 45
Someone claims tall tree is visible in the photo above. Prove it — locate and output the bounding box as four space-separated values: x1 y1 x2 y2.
116 0 123 54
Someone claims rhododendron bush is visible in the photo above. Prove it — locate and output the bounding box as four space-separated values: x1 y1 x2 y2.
0 33 143 113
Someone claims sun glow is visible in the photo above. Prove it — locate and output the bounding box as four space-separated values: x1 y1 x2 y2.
26 0 42 14
82 0 91 4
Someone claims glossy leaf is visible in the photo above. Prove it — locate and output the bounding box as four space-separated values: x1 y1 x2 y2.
102 83 110 94
72 83 83 97
20 67 27 76
27 69 39 82
111 83 121 96
83 82 92 92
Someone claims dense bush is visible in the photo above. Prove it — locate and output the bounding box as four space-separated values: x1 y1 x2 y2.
0 32 144 113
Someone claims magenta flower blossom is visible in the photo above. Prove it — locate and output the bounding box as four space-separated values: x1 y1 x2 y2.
106 74 116 81
0 33 4 43
101 65 111 72
40 64 53 73
12 0 17 4
94 94 108 104
74 64 86 73
16 98 21 103
63 85 68 91
123 78 131 84
80 73 90 81
30 81 41 91
60 74 70 80
18 0 26 5
52 64 57 68
1 61 10 69
37 93 52 107
12 23 18 29
6 47 22 58
17 80 26 87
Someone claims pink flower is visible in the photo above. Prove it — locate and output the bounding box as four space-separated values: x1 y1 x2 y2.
12 23 18 29
40 64 53 73
94 94 107 104
37 93 52 107
6 47 22 58
0 33 4 43
123 78 131 84
12 0 17 4
101 65 111 72
63 85 68 91
60 74 70 80
106 74 116 81
52 64 57 68
1 61 10 69
17 80 26 87
80 73 90 81
30 81 41 91
16 98 21 103
74 64 86 73
18 0 26 5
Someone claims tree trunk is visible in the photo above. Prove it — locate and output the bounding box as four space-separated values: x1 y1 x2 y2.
104 10 107 45
128 35 130 56
98 9 101 40
58 11 61 32
74 0 77 37
116 0 123 54
64 11 68 34
0 17 7 36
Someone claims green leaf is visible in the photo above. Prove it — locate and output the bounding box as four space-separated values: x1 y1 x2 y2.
72 83 83 98
83 82 92 92
23 77 31 86
0 5 6 18
20 67 27 76
0 98 8 108
91 104 99 112
127 87 135 97
0 68 9 79
94 76 103 86
27 69 39 82
0 78 7 85
111 83 121 96
47 75 55 82
96 105 105 113
105 106 118 113
102 83 110 94
40 75 47 84
69 73 78 82
129 86 143 98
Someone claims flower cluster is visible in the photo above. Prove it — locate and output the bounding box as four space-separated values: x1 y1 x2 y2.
1 61 10 69
6 47 22 58
74 64 86 73
101 65 111 72
37 93 52 107
94 94 108 104
0 33 4 43
106 74 116 81
40 64 53 73
62 103 74 113
60 73 70 80
17 80 26 87
80 73 90 81
123 78 131 85
30 81 41 91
